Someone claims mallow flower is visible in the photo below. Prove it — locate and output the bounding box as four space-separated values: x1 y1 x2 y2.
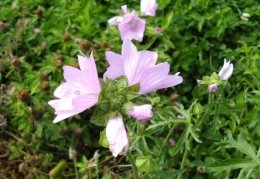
218 59 233 80
106 115 129 157
108 6 146 42
104 40 183 94
141 0 158 16
103 40 182 156
118 11 146 42
48 53 101 123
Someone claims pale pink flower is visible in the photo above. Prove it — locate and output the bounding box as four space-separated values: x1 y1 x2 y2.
208 84 218 93
141 0 158 16
218 59 233 80
118 11 146 42
127 104 153 121
106 115 129 157
104 40 183 94
48 53 101 123
121 5 128 13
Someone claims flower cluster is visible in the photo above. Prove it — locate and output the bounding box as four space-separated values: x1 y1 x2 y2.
48 0 185 158
108 0 158 42
49 40 182 156
198 59 234 93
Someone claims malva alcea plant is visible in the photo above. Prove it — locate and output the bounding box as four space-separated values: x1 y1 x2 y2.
48 0 184 158
48 40 183 157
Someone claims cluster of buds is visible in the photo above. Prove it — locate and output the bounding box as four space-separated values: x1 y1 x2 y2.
199 59 234 93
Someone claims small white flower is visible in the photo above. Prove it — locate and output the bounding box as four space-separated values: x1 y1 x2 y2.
106 115 128 157
218 59 233 80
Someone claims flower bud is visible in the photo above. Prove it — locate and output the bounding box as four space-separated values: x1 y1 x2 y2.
218 59 233 80
40 42 47 52
208 84 218 93
40 81 50 91
106 115 128 157
127 104 153 122
193 103 204 115
63 32 71 41
135 156 154 173
34 28 41 35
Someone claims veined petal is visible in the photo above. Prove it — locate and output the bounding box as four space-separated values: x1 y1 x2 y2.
218 59 233 80
103 51 124 80
48 98 74 112
106 115 129 157
118 11 146 42
49 53 101 123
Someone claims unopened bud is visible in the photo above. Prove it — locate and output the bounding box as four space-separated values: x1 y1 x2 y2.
168 138 176 147
63 32 71 41
208 84 218 93
34 28 41 35
40 42 47 52
69 147 77 160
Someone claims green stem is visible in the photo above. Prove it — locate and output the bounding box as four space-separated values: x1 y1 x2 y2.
177 146 189 179
73 159 79 179
127 152 139 179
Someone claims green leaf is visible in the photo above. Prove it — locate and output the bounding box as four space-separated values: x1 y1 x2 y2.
207 159 257 174
128 83 140 92
169 125 190 156
99 130 109 148
135 156 154 173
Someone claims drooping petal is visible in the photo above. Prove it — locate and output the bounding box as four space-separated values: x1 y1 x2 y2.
141 0 158 16
218 59 233 80
106 115 129 157
127 104 153 121
118 11 146 42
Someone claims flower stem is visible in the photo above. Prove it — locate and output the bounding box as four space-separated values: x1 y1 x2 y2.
127 152 139 179
177 147 188 179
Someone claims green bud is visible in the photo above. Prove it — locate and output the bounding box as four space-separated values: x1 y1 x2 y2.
193 103 204 115
99 130 109 148
135 156 154 173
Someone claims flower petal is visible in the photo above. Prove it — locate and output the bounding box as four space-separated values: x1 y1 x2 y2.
106 115 129 157
103 51 124 80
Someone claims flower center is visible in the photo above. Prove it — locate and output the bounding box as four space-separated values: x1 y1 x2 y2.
74 90 81 95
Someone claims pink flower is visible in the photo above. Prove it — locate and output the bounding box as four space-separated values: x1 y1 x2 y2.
141 0 158 16
118 11 146 42
48 53 101 123
121 5 128 13
208 84 218 93
106 115 129 157
104 40 183 94
218 59 233 80
127 104 153 121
